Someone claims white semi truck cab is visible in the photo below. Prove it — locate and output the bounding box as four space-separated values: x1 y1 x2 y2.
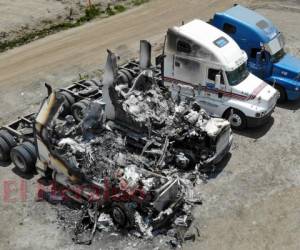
162 19 279 129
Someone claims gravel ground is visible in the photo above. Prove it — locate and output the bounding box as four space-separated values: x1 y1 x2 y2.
0 0 299 249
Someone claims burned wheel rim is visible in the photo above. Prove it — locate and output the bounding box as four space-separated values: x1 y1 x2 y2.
74 107 85 121
112 206 127 227
71 100 90 122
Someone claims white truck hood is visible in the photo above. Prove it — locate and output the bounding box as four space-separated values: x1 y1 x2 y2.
231 73 278 108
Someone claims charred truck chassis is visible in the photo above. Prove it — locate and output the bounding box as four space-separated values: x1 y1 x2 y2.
0 41 232 237
0 79 102 172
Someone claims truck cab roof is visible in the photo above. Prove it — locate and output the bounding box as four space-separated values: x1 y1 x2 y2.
213 5 279 46
170 19 247 71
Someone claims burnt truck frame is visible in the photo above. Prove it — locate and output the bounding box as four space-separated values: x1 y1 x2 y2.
35 89 185 230
0 79 102 171
101 43 233 170
0 41 232 231
0 41 232 175
0 87 185 230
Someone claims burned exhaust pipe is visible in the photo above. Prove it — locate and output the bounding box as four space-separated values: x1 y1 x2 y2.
140 40 152 69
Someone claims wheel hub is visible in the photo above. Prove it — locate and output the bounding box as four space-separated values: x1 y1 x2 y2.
0 149 3 160
230 113 242 127
75 107 84 120
13 154 26 171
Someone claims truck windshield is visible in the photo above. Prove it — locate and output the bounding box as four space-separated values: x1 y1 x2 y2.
270 48 286 63
226 63 249 86
265 33 285 62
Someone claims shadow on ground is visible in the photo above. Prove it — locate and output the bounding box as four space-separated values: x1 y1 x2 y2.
0 161 12 168
205 152 232 180
234 117 274 139
12 166 37 180
277 100 300 111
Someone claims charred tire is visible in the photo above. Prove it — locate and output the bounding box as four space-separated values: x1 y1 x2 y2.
82 80 99 87
78 87 98 97
111 202 135 229
0 130 17 162
60 91 75 117
0 130 17 148
119 69 134 87
10 144 36 174
22 141 37 160
71 100 90 122
118 70 129 84
0 137 11 162
274 84 286 103
225 109 247 130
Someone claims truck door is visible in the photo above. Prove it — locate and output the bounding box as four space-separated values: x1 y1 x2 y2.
248 49 268 79
172 55 202 102
200 67 226 116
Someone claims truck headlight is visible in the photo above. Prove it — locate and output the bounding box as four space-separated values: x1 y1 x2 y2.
295 87 299 91
255 111 266 118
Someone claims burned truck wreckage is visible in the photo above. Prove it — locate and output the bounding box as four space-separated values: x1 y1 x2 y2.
0 41 232 245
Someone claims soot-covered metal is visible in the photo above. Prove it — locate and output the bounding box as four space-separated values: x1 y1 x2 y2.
36 41 232 247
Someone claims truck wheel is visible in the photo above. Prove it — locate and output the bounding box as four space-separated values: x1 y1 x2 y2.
71 100 90 122
274 84 286 103
0 130 17 147
226 109 247 130
111 202 135 228
22 141 37 160
0 137 11 162
60 91 75 117
0 131 17 162
10 144 36 174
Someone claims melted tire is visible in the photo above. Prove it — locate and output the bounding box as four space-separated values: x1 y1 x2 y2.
71 100 90 122
111 202 135 229
60 91 75 117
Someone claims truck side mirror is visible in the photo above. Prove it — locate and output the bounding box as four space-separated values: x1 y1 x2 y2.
215 74 221 85
256 52 262 65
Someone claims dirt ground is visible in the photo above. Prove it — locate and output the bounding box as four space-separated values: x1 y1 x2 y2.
0 0 300 249
0 0 130 44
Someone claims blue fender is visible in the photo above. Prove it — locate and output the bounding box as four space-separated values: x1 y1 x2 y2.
267 76 300 101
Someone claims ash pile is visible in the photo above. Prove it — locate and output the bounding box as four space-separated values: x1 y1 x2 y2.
41 41 232 247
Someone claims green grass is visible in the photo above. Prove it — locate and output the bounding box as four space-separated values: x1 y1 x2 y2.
0 5 102 53
0 1 149 53
132 0 149 6
114 4 127 13
105 4 127 16
105 4 115 16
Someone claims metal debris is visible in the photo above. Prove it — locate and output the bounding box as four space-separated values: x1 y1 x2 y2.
34 41 234 247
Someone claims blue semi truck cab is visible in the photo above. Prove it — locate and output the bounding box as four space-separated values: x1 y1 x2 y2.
211 4 300 102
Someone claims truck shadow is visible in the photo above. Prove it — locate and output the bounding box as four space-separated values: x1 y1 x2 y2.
0 161 12 168
233 117 274 139
12 166 37 180
277 100 300 111
205 152 232 180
